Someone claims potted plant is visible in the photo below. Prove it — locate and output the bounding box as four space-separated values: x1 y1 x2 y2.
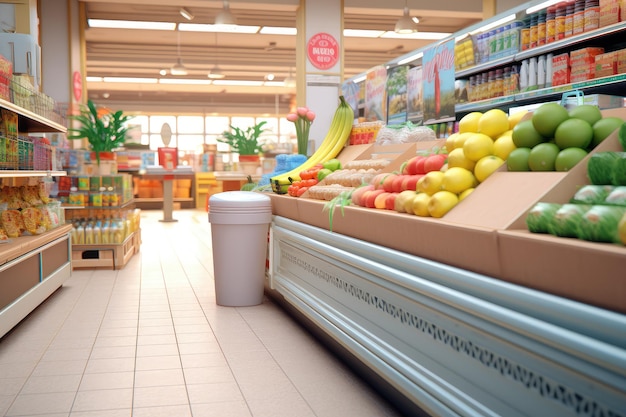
67 99 132 168
217 121 267 173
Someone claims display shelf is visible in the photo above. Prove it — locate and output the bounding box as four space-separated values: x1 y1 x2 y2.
455 96 516 113
0 224 72 339
72 229 140 270
455 55 517 78
515 21 626 61
0 98 66 133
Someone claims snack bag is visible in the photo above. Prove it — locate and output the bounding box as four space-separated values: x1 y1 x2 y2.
21 185 43 206
1 209 25 237
21 207 46 235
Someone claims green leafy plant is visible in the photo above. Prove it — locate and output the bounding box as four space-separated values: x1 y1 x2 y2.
67 100 132 164
217 121 267 155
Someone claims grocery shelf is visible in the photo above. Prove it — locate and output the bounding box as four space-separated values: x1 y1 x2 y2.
455 55 516 78
0 98 66 133
0 170 66 178
455 96 516 113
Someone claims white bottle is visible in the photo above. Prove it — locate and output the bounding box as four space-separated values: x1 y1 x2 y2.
537 55 546 89
528 57 538 90
545 53 554 87
519 59 530 92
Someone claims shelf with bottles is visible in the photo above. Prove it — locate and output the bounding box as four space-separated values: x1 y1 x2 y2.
66 205 141 247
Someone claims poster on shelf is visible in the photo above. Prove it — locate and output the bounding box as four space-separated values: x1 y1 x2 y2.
423 39 456 124
386 66 408 125
407 66 424 123
341 80 360 116
364 65 387 122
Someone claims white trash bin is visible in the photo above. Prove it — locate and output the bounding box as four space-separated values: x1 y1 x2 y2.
208 191 272 306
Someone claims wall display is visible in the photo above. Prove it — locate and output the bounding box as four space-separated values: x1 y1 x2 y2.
386 66 408 125
423 39 456 123
407 66 424 123
364 65 387 122
307 32 339 71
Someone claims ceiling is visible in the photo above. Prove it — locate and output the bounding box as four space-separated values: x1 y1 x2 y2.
80 0 487 115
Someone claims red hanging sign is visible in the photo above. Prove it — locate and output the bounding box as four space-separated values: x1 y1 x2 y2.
307 32 339 70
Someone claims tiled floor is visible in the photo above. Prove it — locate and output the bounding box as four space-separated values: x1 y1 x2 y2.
0 209 404 417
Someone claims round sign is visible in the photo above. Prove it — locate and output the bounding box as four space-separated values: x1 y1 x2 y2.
72 71 82 101
307 32 339 70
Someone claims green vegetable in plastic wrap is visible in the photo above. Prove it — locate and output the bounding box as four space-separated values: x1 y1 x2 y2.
578 205 626 243
587 152 621 185
547 204 591 238
612 153 626 186
570 185 614 204
526 202 561 234
619 122 626 151
604 186 626 206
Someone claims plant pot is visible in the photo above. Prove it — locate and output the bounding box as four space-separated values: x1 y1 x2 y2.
238 154 260 175
90 151 118 175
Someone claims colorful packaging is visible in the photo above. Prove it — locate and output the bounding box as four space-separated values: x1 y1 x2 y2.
599 0 621 26
552 53 571 86
595 51 618 77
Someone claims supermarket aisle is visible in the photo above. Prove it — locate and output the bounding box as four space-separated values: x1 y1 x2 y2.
0 209 403 417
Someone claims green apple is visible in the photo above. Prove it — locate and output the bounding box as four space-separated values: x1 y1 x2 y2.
323 158 342 171
317 168 332 181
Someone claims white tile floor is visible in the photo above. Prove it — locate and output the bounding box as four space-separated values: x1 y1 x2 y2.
0 209 405 417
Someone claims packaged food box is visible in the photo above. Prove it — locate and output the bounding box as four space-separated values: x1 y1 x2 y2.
552 53 571 86
616 48 626 73
594 51 618 78
569 47 605 59
600 0 621 26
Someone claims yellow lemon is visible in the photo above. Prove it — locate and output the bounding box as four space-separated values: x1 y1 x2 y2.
474 155 505 182
428 191 459 218
416 171 445 195
459 188 475 201
447 147 476 171
508 110 529 130
459 112 483 133
411 193 431 217
445 132 460 151
441 167 477 194
493 134 517 160
478 109 510 139
453 132 474 150
463 133 494 162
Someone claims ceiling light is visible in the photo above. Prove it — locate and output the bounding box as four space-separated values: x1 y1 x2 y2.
215 0 236 26
159 69 167 76
171 58 188 75
344 29 385 38
208 65 225 79
284 68 296 88
180 7 194 21
381 31 450 40
265 74 275 81
259 26 297 35
87 19 176 30
171 25 188 75
394 1 419 34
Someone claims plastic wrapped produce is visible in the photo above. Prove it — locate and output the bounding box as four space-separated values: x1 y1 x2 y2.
547 203 591 238
570 185 614 204
578 205 626 243
526 202 561 233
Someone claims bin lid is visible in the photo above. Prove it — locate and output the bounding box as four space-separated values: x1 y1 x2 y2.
209 191 271 209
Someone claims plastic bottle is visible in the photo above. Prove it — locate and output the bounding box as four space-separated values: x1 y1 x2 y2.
519 60 530 92
93 220 102 244
503 67 511 96
494 69 504 97
545 53 554 87
85 222 94 245
537 55 546 89
510 65 520 94
528 57 538 90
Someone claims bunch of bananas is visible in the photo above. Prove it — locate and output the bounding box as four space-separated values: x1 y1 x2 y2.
271 96 354 194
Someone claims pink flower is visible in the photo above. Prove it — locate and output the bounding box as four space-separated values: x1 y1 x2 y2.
286 106 315 156
286 113 298 122
296 107 309 117
305 111 316 122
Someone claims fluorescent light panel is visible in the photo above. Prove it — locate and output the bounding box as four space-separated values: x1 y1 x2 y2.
381 31 451 40
260 26 297 35
526 0 561 14
344 29 385 38
397 51 423 65
102 77 158 83
212 80 264 86
469 14 516 34
87 19 175 30
179 23 260 33
159 79 212 85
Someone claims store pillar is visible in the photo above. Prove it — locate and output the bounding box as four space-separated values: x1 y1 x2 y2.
296 0 345 152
